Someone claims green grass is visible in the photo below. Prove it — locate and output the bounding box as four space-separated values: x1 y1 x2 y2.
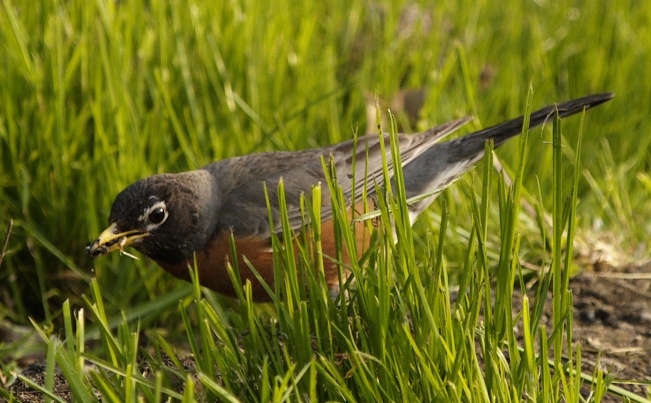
1 0 650 401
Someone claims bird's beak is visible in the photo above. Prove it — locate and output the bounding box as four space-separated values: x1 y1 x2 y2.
87 223 147 258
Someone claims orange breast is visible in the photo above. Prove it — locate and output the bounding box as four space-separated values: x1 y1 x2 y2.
156 199 375 302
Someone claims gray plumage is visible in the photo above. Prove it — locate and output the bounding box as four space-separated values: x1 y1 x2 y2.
105 93 613 263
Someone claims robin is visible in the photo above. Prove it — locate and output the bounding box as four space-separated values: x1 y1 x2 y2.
88 93 613 301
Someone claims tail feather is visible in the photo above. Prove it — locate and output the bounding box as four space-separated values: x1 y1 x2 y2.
401 93 614 218
467 93 614 146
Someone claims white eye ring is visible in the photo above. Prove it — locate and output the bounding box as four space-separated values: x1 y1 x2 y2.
148 206 167 224
140 201 168 230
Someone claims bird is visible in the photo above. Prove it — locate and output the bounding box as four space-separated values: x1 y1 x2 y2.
88 93 613 301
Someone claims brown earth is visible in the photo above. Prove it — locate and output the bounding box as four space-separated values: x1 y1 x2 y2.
517 263 650 401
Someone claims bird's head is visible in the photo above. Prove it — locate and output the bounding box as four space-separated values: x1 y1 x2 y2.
87 171 219 264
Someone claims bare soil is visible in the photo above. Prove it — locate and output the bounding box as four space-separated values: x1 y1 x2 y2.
530 263 650 400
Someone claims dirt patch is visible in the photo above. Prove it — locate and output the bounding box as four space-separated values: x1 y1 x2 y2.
4 265 650 401
564 264 650 397
2 362 73 403
508 262 651 401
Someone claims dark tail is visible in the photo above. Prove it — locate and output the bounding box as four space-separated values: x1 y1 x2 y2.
401 93 614 215
469 93 614 146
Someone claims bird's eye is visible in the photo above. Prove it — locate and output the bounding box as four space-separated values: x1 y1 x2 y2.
148 207 168 224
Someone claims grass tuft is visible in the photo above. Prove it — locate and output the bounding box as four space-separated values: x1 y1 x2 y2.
1 0 649 401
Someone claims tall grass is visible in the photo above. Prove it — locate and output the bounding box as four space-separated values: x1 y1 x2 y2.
5 110 645 401
1 0 649 401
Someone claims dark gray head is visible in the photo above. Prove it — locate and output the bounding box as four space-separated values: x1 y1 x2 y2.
88 170 219 264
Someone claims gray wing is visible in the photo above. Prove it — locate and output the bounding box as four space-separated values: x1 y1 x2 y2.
208 117 472 238
210 91 613 238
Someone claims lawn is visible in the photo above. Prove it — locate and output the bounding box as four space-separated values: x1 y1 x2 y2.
1 0 650 401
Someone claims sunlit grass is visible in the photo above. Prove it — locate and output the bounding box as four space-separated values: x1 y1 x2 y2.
1 0 650 401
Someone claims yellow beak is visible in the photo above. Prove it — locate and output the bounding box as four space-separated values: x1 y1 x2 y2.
87 223 147 258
